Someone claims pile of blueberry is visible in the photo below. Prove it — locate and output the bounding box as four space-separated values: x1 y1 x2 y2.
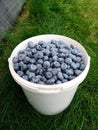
13 40 85 85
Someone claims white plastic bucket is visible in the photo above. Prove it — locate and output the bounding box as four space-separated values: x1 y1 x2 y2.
8 34 90 115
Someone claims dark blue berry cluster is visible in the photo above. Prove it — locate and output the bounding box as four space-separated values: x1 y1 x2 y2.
13 40 85 85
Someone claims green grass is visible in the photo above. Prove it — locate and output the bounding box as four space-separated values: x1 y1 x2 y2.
0 0 98 130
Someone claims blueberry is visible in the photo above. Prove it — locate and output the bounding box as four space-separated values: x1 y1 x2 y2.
75 69 82 76
80 61 84 64
37 68 43 75
23 56 31 64
38 81 44 84
29 59 36 64
41 76 47 82
55 44 61 48
71 49 78 55
51 40 57 44
57 68 61 72
62 79 68 83
56 80 62 84
51 47 57 52
52 55 58 61
45 72 52 79
58 41 66 48
77 52 82 57
47 78 55 84
33 54 38 60
18 50 25 54
44 56 48 61
68 53 73 59
70 44 74 49
53 76 57 81
31 48 37 54
58 40 65 45
37 51 44 59
26 70 30 75
13 63 19 71
47 68 53 72
76 57 81 62
43 61 50 69
71 62 78 69
28 72 35 80
28 41 35 48
51 51 58 56
58 53 65 58
25 51 32 57
13 57 19 63
57 58 63 63
37 64 42 69
22 64 28 71
27 64 31 69
35 68 43 75
65 51 70 58
52 68 58 75
50 45 56 50
49 44 55 48
59 48 65 53
33 70 38 76
53 61 60 67
79 63 85 70
65 58 72 64
61 63 67 70
17 71 24 77
65 69 74 76
76 63 80 68
72 57 78 62
37 75 42 79
57 72 63 80
30 64 37 72
67 65 70 69
38 41 46 46
50 58 53 64
69 54 76 62
68 75 76 80
64 44 70 50
63 49 69 53
46 45 50 50
36 44 41 51
37 59 43 64
31 76 39 83
19 61 24 67
43 49 50 56
26 47 31 52
50 62 54 68
63 73 68 79
41 42 47 48
22 75 28 81
18 53 26 61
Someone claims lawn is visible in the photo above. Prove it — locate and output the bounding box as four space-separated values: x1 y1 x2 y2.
0 0 98 130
